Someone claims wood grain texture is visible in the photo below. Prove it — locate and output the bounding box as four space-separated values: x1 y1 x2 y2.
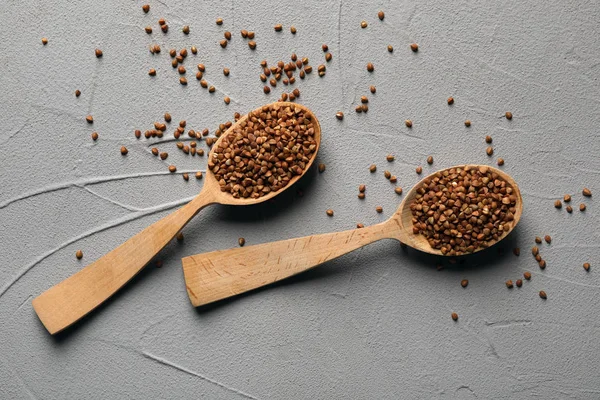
182 220 401 307
32 190 215 334
182 165 523 307
32 101 322 334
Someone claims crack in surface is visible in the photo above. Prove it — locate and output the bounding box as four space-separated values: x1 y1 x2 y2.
81 186 140 212
0 196 193 300
143 351 258 399
0 171 201 210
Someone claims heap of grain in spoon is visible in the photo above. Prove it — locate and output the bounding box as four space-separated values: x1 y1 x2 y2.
411 165 518 256
208 103 317 199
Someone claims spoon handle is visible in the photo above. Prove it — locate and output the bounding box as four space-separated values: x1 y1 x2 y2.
182 221 395 307
32 190 215 335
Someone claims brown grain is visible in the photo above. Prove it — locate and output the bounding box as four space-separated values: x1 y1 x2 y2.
208 104 317 199
410 165 518 255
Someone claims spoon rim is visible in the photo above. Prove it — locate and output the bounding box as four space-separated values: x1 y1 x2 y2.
203 102 321 206
394 164 523 256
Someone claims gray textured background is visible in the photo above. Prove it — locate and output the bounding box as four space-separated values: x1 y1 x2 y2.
1 0 599 398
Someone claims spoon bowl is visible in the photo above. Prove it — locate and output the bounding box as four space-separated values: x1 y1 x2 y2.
33 102 321 334
390 164 523 255
204 102 321 206
182 164 523 306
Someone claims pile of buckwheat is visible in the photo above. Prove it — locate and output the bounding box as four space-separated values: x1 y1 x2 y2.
207 103 317 198
410 165 518 256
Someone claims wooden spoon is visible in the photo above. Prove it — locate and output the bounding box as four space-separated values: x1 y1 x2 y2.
32 102 321 334
182 165 522 307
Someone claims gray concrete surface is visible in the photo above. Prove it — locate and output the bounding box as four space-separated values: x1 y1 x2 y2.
1 0 599 398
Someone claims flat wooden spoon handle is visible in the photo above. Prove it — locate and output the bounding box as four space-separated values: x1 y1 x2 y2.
182 222 394 307
32 190 214 334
